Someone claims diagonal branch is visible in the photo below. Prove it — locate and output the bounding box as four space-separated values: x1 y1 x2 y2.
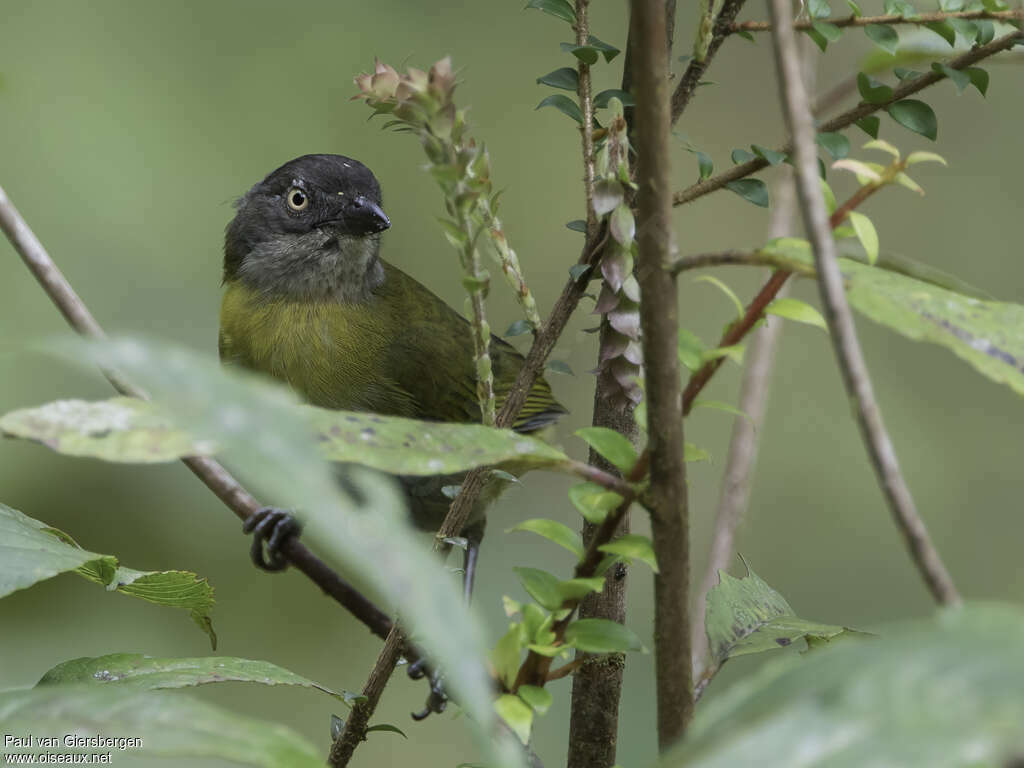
672 28 1024 208
767 0 961 606
0 182 396 644
733 8 1023 32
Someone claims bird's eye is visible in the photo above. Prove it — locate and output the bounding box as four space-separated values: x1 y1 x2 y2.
286 188 308 211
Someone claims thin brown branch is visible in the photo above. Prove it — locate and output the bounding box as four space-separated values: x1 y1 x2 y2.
0 182 396 645
672 28 1024 207
669 249 815 275
547 657 585 682
328 626 405 767
671 0 749 126
565 460 637 497
732 8 1023 32
633 0 694 749
767 0 961 606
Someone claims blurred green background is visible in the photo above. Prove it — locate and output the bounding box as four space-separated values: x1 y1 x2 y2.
1 1 1022 766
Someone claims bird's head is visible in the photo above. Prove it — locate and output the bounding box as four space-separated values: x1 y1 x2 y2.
224 154 391 301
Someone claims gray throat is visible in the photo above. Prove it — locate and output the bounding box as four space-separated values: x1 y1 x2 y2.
236 230 385 303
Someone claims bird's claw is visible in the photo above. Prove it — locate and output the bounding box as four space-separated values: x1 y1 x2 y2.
408 659 448 720
243 507 301 572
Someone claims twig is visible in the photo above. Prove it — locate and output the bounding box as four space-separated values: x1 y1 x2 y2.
669 249 814 275
0 182 396 645
328 625 405 767
577 0 599 243
547 657 585 682
732 8 1023 32
633 0 694 749
767 0 961 606
672 29 1024 207
671 0 749 126
565 460 637 497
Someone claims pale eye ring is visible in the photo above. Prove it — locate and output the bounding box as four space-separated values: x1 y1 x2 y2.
286 188 308 211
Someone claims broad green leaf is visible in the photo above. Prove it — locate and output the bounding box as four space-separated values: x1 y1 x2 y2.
0 504 216 647
0 686 321 768
864 23 899 54
808 0 832 18
884 0 918 16
694 150 713 179
751 144 787 166
731 148 756 164
492 624 526 688
568 482 624 524
536 67 578 91
575 426 637 473
964 66 989 96
517 685 552 716
525 0 575 23
494 694 533 744
0 397 207 462
565 618 645 653
505 319 532 337
678 329 707 372
886 99 937 140
815 132 849 160
40 336 505 763
666 603 1024 768
536 93 583 124
37 654 348 701
854 115 880 138
847 211 880 265
924 20 957 47
546 359 574 376
585 35 621 62
931 61 970 93
558 577 607 600
507 518 584 558
514 567 564 610
856 72 894 103
765 298 827 331
724 179 769 208
811 21 842 43
598 534 658 572
705 566 859 667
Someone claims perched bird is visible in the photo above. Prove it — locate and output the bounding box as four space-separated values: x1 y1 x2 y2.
219 153 566 590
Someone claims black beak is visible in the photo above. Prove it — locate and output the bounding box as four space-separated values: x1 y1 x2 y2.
347 196 391 235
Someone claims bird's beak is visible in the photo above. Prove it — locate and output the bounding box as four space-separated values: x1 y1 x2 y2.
346 196 391 235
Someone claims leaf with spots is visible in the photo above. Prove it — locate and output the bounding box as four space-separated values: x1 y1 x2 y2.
705 564 863 667
37 654 356 703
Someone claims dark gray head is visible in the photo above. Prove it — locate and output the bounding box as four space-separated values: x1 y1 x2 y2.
224 154 391 301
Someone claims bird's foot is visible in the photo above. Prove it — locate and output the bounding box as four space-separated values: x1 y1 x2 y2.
243 507 302 572
408 659 448 720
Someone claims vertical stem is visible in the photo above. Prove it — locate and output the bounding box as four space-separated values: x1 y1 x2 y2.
631 0 694 750
766 0 961 607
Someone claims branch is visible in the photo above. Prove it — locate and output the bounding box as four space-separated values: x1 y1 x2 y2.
0 182 396 645
633 0 694 749
732 8 1024 32
671 0 749 126
672 28 1024 207
669 248 815 275
767 0 961 606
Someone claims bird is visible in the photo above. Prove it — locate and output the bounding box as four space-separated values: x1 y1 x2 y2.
218 152 566 605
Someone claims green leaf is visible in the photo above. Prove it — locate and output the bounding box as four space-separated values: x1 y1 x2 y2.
725 179 769 207
575 426 637 473
559 577 607 600
678 328 707 372
39 336 501 757
0 503 216 648
37 653 347 701
546 359 574 375
751 144 787 166
765 298 827 331
815 132 849 160
685 442 711 462
365 723 408 738
931 62 970 93
975 18 995 44
494 693 533 744
609 204 635 245
804 25 830 52
692 399 752 423
864 23 899 54
568 262 591 281
924 20 956 47
854 115 880 138
847 0 862 14
694 275 745 320
492 623 525 688
883 0 918 16
515 567 565 610
586 35 621 62
847 211 880 265
695 150 713 179
505 319 532 337
525 0 576 24
565 618 645 653
820 178 837 215
507 518 584 558
536 66 579 91
948 17 979 44
568 482 624 524
964 67 989 96
517 685 553 716
566 219 587 234
0 396 207 462
0 686 321 768
705 565 859 667
598 534 658 573
856 72 894 104
808 0 832 18
886 99 937 140
536 93 583 124
666 603 1024 768
594 89 634 108
731 148 756 164
811 21 842 43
